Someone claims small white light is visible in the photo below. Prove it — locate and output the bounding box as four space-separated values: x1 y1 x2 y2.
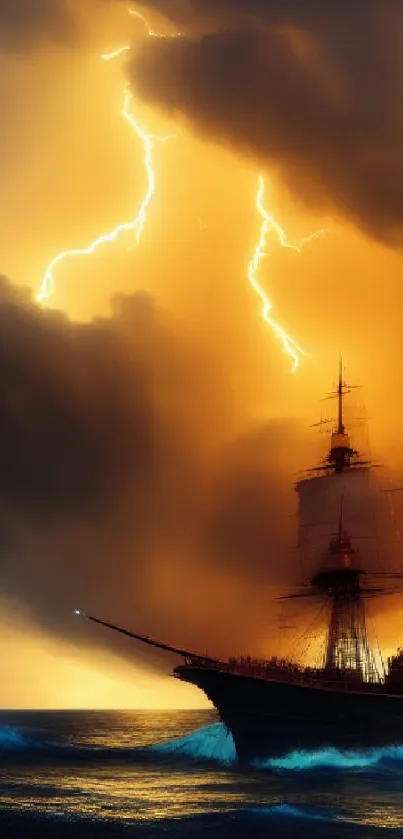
74 609 81 616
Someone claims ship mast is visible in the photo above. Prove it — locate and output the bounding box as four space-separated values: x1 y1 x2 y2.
327 357 357 473
295 360 372 578
297 359 371 479
337 355 343 435
312 502 379 682
293 362 380 680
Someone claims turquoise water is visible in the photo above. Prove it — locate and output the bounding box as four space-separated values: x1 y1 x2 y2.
0 709 402 837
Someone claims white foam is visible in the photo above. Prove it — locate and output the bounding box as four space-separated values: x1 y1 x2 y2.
257 744 403 771
150 722 237 764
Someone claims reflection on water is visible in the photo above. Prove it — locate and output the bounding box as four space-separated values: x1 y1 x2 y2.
0 710 403 834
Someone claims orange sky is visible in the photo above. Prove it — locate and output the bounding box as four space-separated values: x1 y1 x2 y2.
2 2 403 707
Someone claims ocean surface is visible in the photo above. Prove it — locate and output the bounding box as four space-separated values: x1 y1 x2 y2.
1 709 403 838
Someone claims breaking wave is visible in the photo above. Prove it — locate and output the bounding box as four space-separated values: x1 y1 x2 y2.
258 744 403 772
0 726 30 750
2 719 403 775
0 722 235 765
149 722 236 764
151 725 403 773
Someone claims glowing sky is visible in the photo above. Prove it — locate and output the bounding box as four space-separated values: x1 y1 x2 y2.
1 0 403 707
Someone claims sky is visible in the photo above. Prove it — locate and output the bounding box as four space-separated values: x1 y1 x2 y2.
1 0 403 707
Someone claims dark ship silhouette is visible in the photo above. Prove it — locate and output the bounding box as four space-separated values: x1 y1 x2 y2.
79 362 403 761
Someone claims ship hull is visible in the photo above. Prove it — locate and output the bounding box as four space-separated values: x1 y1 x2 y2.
175 665 403 762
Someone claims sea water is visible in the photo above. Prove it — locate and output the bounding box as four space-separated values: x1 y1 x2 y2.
0 709 402 837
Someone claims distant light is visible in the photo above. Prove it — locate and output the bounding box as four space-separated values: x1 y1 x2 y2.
74 609 81 616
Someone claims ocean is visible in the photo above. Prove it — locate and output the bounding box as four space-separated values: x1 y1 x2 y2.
0 709 402 838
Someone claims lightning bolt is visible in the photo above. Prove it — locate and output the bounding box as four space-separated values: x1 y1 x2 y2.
128 7 184 38
100 6 182 60
248 175 328 373
36 90 171 304
101 45 131 62
37 7 176 306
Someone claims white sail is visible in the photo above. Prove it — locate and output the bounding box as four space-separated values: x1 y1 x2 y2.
296 468 376 574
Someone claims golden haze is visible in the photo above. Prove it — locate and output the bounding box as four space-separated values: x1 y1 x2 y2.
0 605 208 709
1 2 403 707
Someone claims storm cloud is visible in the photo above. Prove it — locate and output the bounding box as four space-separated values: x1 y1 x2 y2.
129 0 403 243
0 278 299 661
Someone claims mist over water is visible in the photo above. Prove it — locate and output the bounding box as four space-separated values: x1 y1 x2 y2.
0 710 402 837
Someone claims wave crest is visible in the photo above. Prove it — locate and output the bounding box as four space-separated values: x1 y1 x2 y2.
0 726 30 750
150 722 236 764
257 744 403 771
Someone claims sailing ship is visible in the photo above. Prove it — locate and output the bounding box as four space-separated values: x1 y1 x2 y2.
78 363 403 762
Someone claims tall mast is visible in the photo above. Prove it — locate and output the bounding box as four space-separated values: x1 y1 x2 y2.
312 510 379 682
296 360 371 477
295 361 373 578
338 355 344 434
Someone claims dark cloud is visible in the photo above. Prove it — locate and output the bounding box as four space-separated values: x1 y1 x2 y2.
130 0 403 243
0 283 154 514
0 278 298 662
0 0 74 47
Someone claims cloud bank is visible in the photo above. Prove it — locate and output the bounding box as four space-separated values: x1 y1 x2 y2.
0 279 299 662
129 0 403 243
